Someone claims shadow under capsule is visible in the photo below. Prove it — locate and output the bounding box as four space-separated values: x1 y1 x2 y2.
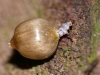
7 49 55 69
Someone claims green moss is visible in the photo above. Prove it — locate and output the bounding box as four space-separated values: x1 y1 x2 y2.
90 73 95 75
88 49 97 63
62 47 73 51
65 63 69 67
38 73 42 75
62 72 65 75
81 65 86 70
89 0 100 63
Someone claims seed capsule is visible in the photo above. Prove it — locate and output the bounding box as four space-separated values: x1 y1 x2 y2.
10 18 59 60
10 18 72 60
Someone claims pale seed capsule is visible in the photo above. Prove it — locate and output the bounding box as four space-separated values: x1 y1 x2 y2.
10 18 59 60
10 18 72 60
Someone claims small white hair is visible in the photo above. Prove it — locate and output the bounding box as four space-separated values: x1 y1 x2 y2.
57 21 72 37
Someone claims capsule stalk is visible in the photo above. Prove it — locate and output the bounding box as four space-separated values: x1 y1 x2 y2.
57 21 72 37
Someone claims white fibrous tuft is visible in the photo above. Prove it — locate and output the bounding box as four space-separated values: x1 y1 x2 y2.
57 21 72 37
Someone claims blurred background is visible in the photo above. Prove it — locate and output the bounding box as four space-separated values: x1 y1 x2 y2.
0 0 45 75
